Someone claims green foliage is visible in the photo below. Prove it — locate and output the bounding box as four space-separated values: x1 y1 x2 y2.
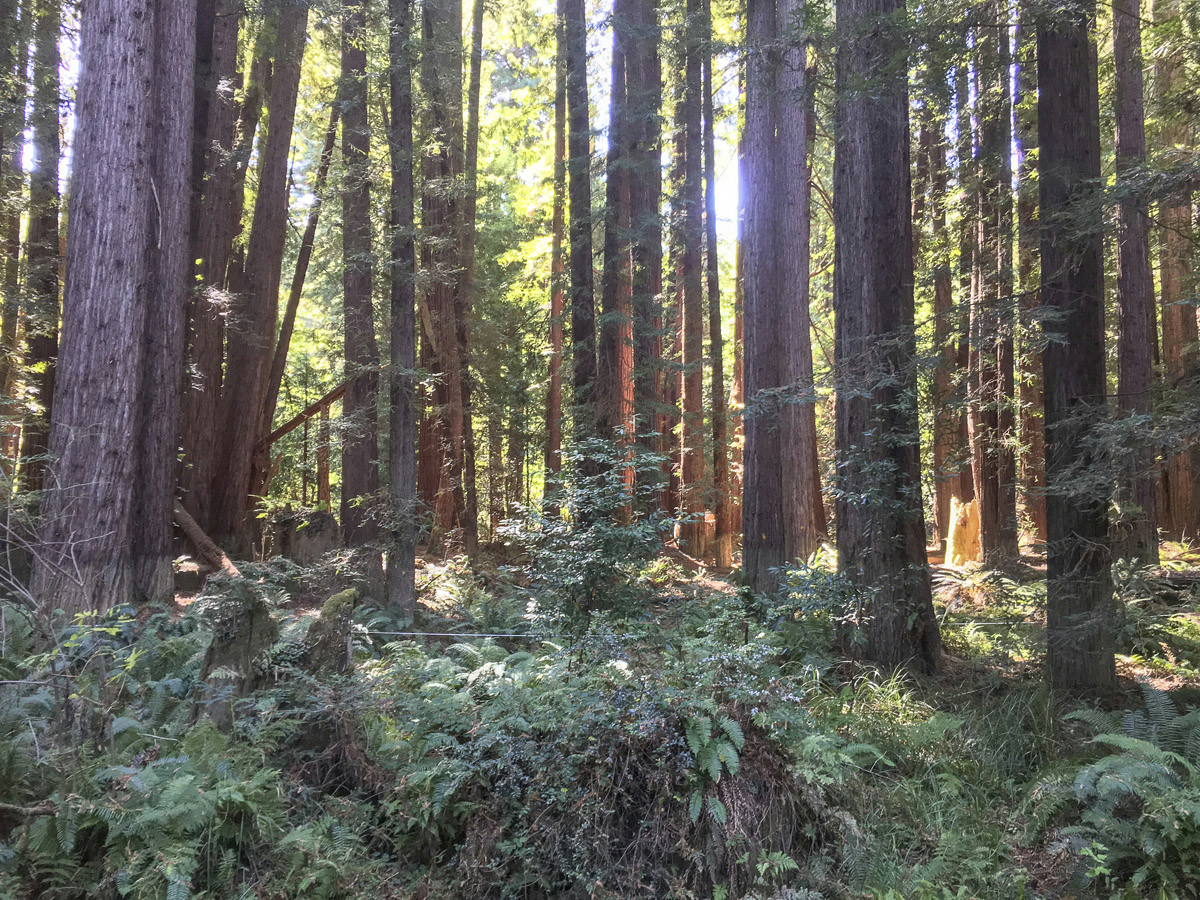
1030 684 1200 895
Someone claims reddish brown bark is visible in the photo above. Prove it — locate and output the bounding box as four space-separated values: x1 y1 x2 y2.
545 0 566 484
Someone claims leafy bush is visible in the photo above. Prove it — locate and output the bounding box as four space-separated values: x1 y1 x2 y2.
1029 684 1200 895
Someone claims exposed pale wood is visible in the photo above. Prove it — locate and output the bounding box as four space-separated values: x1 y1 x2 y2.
174 501 240 578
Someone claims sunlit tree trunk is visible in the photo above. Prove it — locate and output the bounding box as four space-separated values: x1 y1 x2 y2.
1113 0 1159 563
1039 0 1115 695
0 0 29 439
833 0 940 671
17 0 60 494
702 0 731 568
34 0 195 614
1014 14 1046 546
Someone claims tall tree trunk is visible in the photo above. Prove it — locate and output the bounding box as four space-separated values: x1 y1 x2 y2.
564 0 596 427
969 9 1018 562
210 6 308 550
260 104 339 443
33 0 195 615
545 0 567 485
678 0 706 557
388 0 417 613
341 0 381 547
1113 0 1158 563
702 0 731 568
952 63 976 509
422 0 468 548
598 0 635 514
0 0 28 434
833 0 940 671
457 0 485 556
778 0 823 560
928 109 962 552
1153 0 1198 542
182 0 241 530
742 0 784 591
1038 0 1115 695
17 0 59 494
731 128 745 517
488 414 504 536
1014 14 1046 546
626 0 663 475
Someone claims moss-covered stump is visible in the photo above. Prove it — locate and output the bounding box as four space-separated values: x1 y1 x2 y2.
195 586 278 730
304 588 358 675
270 509 342 565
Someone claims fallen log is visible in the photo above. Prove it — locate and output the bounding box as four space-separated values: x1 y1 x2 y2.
173 501 241 578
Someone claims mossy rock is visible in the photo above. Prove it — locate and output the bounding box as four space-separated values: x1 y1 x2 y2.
304 588 358 675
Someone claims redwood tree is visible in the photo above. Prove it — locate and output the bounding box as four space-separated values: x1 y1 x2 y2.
1113 0 1158 563
33 0 195 614
832 0 940 671
1038 0 1115 694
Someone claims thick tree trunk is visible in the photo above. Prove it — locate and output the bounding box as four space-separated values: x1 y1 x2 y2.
702 0 731 568
1113 0 1159 564
17 0 60 495
387 0 417 613
1038 0 1115 695
545 0 567 485
33 0 195 616
341 0 381 547
182 0 241 531
1014 15 1046 546
742 0 784 592
210 7 308 551
564 0 596 426
833 0 939 671
1153 0 1198 542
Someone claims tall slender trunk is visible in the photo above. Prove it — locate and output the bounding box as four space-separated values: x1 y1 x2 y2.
0 0 29 433
545 0 567 484
1014 14 1045 545
342 0 381 547
778 0 823 560
564 0 596 425
702 0 731 567
1153 0 1198 542
421 0 468 547
388 0 417 612
1113 0 1158 563
210 7 308 550
1039 0 1115 695
969 10 1018 562
34 0 195 614
260 105 339 444
457 0 485 556
598 0 635 514
17 0 59 494
677 0 707 556
833 0 939 671
488 414 504 535
952 63 976 508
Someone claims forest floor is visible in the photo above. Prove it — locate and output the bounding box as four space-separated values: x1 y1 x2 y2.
4 537 1200 898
